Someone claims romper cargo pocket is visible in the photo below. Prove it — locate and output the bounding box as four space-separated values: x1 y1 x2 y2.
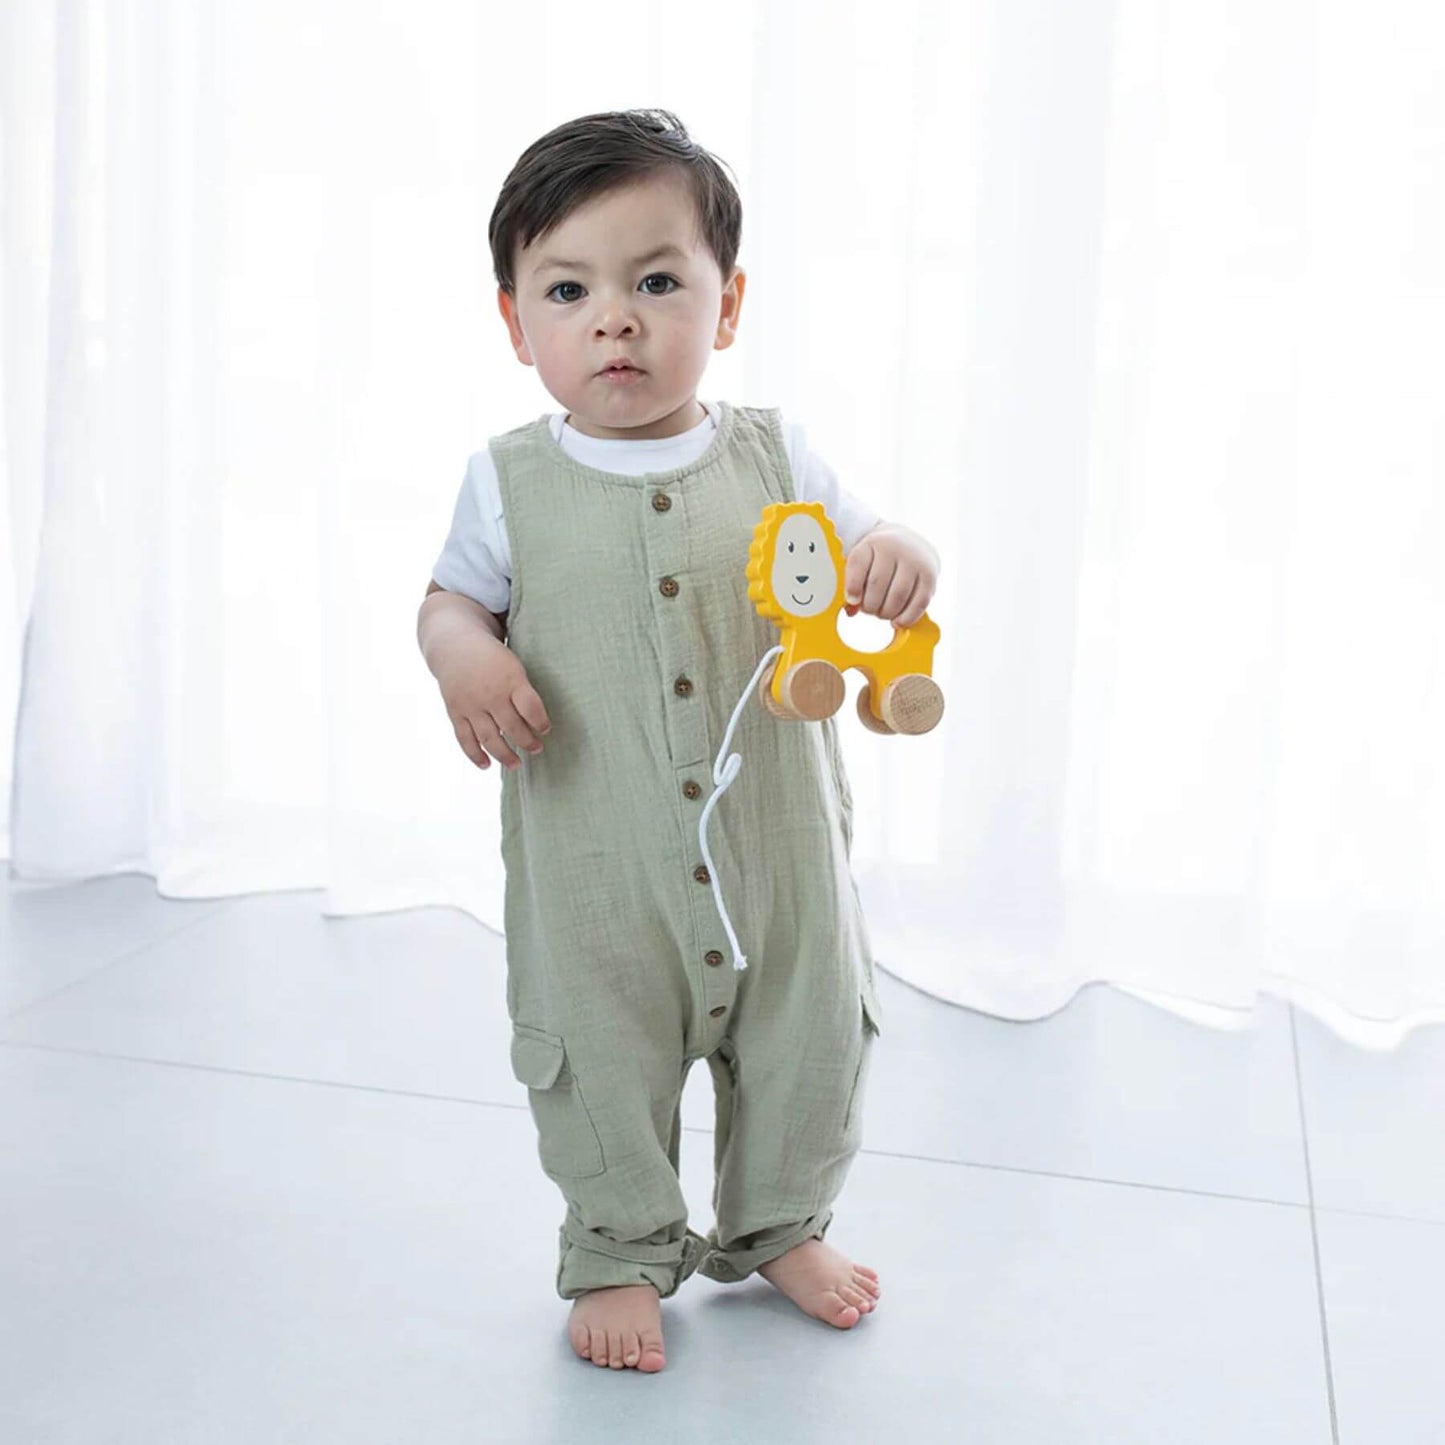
861 967 883 1037
510 1024 605 1180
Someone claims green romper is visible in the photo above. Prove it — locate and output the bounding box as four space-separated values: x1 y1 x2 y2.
491 399 884 1301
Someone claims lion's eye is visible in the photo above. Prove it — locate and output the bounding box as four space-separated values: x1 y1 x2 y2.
809 543 815 552
788 542 794 553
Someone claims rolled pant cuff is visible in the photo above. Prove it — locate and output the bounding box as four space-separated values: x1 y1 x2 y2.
695 1207 835 1284
555 1222 708 1301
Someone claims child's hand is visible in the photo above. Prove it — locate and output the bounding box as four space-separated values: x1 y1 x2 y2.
843 523 940 628
435 637 552 771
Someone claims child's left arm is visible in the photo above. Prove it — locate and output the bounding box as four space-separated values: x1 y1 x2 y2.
843 521 941 628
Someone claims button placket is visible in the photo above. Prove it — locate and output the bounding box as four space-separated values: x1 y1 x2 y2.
650 483 732 1033
646 483 703 761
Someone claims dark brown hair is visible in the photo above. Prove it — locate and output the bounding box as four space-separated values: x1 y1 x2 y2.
488 109 742 295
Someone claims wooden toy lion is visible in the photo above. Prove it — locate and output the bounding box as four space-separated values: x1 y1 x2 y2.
745 502 944 735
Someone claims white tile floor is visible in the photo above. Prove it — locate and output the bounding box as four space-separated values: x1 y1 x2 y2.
1 872 1441 1444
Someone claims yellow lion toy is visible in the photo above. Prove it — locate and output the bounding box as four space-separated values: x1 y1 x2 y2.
745 502 944 735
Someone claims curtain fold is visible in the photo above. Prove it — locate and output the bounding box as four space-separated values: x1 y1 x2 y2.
4 0 1442 1048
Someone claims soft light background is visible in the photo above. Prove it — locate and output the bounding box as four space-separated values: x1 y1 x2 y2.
3 0 1442 1048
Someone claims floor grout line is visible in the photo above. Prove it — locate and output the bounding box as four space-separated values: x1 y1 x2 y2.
0 902 234 1024
11 1034 1442 1232
0 1039 530 1113
845 1143 1312 1211
1290 1002 1340 1445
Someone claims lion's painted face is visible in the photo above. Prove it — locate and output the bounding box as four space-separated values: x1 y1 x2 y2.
770 514 836 619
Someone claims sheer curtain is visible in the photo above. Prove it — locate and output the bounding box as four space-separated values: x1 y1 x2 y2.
3 0 1442 1048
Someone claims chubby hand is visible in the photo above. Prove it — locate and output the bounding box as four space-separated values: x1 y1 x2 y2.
436 638 552 771
842 523 940 628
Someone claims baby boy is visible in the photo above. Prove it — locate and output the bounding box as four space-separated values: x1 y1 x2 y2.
417 109 939 1374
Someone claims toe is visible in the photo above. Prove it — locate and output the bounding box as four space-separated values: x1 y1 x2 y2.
855 1263 879 1281
623 1331 641 1368
569 1321 592 1360
590 1327 608 1366
608 1330 625 1368
638 1332 666 1373
824 1290 862 1329
854 1270 881 1298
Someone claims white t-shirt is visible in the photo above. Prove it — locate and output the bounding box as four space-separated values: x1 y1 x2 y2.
431 399 880 615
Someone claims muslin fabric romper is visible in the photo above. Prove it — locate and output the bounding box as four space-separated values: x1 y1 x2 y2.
491 399 883 1301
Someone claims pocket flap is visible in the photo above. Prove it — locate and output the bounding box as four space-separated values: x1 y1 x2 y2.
861 969 883 1036
510 1025 565 1089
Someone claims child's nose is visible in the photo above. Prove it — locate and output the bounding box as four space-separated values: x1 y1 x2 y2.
594 300 639 335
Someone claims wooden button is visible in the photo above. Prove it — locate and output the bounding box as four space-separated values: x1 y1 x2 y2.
704 950 724 967
659 576 679 598
709 1004 728 1018
651 491 672 512
674 676 694 697
682 780 702 800
693 864 711 885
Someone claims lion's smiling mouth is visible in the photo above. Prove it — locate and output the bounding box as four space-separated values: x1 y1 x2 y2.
790 591 814 607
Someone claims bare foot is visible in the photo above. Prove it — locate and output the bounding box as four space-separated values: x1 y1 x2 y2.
757 1237 882 1329
566 1283 666 1372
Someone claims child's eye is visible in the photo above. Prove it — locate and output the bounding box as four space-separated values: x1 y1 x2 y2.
546 281 584 303
640 274 679 296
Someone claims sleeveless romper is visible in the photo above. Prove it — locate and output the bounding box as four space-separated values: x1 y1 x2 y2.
491 399 883 1300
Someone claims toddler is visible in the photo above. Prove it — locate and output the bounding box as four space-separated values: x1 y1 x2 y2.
417 109 939 1374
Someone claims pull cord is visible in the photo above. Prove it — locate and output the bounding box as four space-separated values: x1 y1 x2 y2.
697 645 785 971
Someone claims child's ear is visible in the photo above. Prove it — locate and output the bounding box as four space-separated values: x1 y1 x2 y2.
497 286 534 366
714 267 746 351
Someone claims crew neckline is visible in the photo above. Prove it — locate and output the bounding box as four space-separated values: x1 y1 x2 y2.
557 399 718 447
536 398 735 487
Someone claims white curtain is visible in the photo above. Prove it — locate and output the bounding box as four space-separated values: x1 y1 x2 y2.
4 0 1442 1049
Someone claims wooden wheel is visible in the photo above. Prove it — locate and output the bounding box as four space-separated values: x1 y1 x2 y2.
779 659 846 721
856 682 897 734
880 674 945 735
758 662 796 720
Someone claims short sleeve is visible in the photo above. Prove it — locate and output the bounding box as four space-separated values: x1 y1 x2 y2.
781 420 882 551
430 450 513 615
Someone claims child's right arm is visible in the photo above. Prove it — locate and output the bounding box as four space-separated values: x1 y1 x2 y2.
417 581 551 771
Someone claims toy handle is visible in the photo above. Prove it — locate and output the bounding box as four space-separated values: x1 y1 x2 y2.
844 600 918 627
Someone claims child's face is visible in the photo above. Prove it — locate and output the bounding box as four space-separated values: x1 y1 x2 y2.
498 173 744 440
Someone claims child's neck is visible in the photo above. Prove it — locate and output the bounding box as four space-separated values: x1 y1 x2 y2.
564 398 707 441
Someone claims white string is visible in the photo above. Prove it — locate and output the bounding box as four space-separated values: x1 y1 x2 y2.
698 645 785 971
